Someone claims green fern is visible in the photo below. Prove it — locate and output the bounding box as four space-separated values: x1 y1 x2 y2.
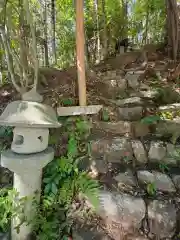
33 117 99 239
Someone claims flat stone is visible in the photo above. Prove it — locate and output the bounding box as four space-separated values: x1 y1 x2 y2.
139 90 159 99
91 137 133 163
172 175 180 190
158 103 180 112
57 105 102 116
148 141 166 162
148 200 176 238
94 121 133 136
98 190 146 235
137 170 176 193
118 106 143 121
131 140 148 164
114 170 137 188
116 97 143 107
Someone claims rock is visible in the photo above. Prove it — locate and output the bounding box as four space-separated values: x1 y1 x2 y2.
98 190 146 236
137 170 176 193
114 170 137 188
0 167 12 185
73 226 111 240
131 140 148 164
148 200 176 238
172 175 180 190
137 170 154 184
158 103 180 112
126 235 148 240
162 143 178 165
95 79 126 99
139 90 159 100
132 122 150 138
91 158 108 174
91 137 133 163
148 141 166 162
116 97 143 107
152 171 176 193
155 120 180 137
139 83 150 90
102 76 127 98
117 78 127 91
106 70 117 78
125 72 140 89
118 106 143 121
94 121 133 136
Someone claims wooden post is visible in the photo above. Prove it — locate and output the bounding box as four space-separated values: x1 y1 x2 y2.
75 0 87 106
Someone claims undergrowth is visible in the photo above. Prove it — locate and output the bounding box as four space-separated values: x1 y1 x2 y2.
0 117 100 239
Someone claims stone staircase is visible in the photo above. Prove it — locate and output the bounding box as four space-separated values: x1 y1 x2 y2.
81 68 180 239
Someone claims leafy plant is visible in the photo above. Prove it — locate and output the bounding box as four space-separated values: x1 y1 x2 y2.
159 162 169 173
101 109 110 122
147 182 156 196
31 117 99 239
0 188 26 233
122 152 132 164
141 115 161 124
62 98 74 106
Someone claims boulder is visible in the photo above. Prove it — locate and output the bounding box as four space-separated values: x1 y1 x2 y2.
118 106 143 121
148 200 176 238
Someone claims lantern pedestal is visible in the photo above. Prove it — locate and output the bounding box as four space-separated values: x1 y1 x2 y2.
1 147 54 240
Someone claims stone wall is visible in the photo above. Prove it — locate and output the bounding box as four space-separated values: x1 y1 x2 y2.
88 67 180 240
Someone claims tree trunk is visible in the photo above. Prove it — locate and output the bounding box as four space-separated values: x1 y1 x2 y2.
51 0 56 65
43 0 49 66
166 0 179 60
144 3 150 44
19 0 29 74
94 0 101 63
121 0 128 39
101 0 108 59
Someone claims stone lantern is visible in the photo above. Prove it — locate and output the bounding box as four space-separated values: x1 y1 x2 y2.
0 100 61 240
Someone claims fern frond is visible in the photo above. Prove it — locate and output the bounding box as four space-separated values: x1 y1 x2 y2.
77 172 100 208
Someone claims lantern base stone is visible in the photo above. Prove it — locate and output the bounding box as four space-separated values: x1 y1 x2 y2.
1 147 54 240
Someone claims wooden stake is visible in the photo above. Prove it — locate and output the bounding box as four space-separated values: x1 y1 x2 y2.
75 0 87 106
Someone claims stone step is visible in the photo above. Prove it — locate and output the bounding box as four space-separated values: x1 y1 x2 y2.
93 121 150 138
90 135 180 167
96 190 177 239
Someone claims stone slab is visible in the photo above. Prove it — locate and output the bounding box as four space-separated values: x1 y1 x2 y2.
57 105 103 116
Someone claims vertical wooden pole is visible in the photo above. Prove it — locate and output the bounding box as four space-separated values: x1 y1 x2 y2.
76 0 87 106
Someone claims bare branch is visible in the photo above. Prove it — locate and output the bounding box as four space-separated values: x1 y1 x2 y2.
23 0 39 91
0 26 23 93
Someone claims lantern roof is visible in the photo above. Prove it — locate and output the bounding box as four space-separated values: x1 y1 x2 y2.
0 101 61 128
